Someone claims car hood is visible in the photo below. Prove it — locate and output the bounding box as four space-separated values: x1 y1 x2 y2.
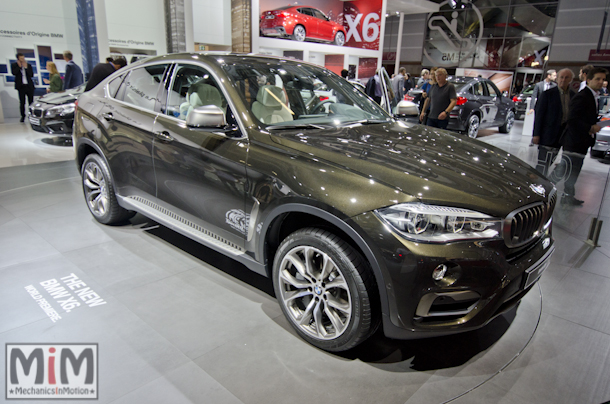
35 88 82 105
269 122 553 217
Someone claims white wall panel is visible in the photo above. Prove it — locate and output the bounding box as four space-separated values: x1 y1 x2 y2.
104 0 166 55
192 0 231 46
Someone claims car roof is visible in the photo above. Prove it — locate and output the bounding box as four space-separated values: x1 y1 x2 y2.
448 76 487 84
125 52 328 72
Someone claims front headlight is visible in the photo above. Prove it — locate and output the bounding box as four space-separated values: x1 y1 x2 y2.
45 103 76 118
375 203 503 243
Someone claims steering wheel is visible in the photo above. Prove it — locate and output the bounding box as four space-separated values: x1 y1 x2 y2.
311 99 335 114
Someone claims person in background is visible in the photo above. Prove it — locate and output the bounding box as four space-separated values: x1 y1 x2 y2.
11 53 35 122
341 69 349 79
419 68 456 129
391 67 406 105
417 69 429 88
403 73 413 94
529 69 556 114
556 67 607 205
532 68 575 176
63 51 84 89
44 62 63 93
419 66 437 124
365 70 383 104
600 80 608 95
84 57 127 91
578 64 594 91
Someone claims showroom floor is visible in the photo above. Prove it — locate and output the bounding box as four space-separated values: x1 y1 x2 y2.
1 119 610 404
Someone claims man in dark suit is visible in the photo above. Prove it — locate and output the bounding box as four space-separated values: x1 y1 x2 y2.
533 68 575 176
529 69 557 114
555 67 607 205
63 50 84 90
11 53 35 122
84 57 127 91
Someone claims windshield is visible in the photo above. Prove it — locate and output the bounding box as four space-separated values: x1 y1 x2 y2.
222 60 392 128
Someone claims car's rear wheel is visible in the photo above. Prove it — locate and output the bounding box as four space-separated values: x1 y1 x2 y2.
466 114 480 138
273 228 378 351
334 31 345 46
81 154 134 225
499 110 515 133
292 25 306 42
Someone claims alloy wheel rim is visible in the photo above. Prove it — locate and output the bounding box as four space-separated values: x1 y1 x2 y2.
295 26 305 41
278 246 352 340
468 116 480 138
83 162 109 217
336 32 345 46
506 112 514 131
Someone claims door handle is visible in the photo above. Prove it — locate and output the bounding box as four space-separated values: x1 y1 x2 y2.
101 112 113 121
155 131 174 142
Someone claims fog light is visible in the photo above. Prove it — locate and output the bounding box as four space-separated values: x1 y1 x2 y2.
432 264 448 281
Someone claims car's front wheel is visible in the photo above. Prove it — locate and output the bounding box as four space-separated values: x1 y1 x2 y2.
273 228 378 351
292 25 306 42
334 31 345 46
81 154 134 225
466 114 480 138
499 110 515 133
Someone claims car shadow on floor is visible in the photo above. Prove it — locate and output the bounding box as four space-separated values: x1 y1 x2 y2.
140 216 522 369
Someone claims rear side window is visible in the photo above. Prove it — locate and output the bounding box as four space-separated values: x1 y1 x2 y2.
107 74 126 98
118 64 169 111
470 82 484 96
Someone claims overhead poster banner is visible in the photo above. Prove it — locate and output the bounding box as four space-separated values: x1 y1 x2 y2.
258 0 383 50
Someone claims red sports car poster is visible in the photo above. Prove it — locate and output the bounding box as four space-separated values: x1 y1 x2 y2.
258 0 383 50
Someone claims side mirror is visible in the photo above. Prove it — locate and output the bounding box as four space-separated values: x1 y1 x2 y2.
186 105 226 128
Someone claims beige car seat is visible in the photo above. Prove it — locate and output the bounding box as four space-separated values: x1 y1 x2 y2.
179 81 223 119
252 85 293 124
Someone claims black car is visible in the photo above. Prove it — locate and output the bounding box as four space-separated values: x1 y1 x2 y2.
29 84 85 136
446 76 516 138
512 84 535 120
73 53 555 352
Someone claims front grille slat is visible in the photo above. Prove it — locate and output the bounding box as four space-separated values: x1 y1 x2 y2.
504 188 556 248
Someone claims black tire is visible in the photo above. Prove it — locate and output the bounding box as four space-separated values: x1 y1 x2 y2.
272 228 379 351
499 110 515 133
81 154 135 225
334 31 345 46
292 25 306 42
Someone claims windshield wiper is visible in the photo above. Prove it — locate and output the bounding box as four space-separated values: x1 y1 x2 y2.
340 119 391 126
266 123 328 130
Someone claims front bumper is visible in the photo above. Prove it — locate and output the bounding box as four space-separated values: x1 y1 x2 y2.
351 211 554 340
28 113 74 136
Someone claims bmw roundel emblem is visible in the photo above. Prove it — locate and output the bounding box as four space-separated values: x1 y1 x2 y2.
530 184 546 197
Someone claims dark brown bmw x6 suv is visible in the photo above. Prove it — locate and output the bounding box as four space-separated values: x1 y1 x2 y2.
73 53 555 351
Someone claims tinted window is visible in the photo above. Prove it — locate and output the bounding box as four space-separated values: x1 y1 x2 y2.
165 64 228 120
312 9 326 20
120 64 168 110
299 8 313 16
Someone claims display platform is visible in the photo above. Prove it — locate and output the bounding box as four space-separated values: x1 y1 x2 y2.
0 160 545 404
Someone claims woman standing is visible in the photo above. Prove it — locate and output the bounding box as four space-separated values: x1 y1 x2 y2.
45 61 63 93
